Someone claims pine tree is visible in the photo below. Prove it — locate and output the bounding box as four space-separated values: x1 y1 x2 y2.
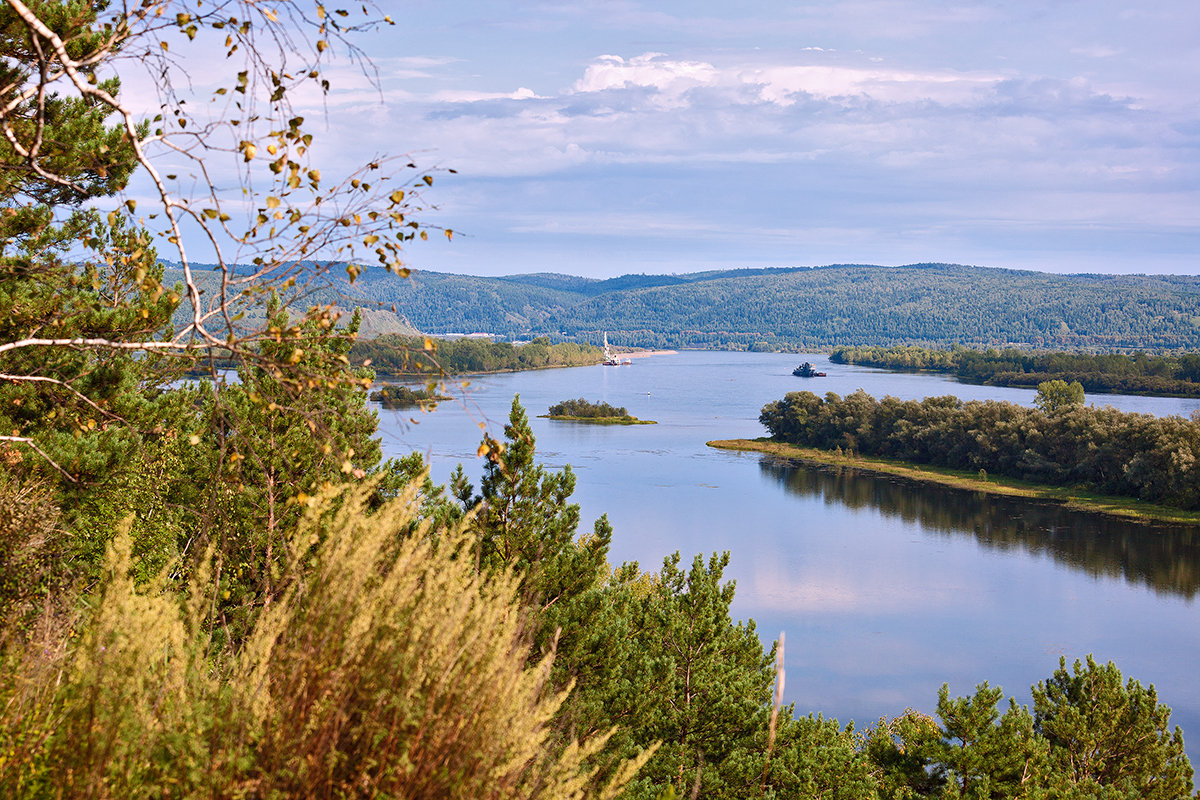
192 300 383 630
459 395 612 614
1033 656 1195 799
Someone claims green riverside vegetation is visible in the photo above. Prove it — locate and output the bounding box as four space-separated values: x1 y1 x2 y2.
351 334 605 375
832 344 1200 397
758 384 1200 511
2 3 1198 798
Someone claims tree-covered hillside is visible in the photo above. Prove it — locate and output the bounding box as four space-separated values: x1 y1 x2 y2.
164 262 1200 351
336 263 1200 350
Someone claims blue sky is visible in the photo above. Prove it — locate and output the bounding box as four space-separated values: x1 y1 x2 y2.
152 1 1200 278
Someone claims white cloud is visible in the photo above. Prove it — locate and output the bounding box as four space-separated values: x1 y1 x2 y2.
568 52 1005 108
744 63 1001 105
573 53 720 107
431 87 544 102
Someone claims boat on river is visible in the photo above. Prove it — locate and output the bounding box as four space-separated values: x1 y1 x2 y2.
793 361 826 377
602 332 631 366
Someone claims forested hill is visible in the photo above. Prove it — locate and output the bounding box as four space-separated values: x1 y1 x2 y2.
168 263 1200 350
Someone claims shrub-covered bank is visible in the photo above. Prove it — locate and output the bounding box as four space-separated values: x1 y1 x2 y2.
759 389 1200 510
351 335 604 375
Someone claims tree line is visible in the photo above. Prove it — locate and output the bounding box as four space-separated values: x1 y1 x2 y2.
832 344 1200 397
759 388 1200 510
351 334 603 374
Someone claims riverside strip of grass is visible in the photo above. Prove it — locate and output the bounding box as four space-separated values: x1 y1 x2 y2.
707 438 1200 526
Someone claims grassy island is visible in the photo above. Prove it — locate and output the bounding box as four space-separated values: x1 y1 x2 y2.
540 398 656 425
708 438 1200 526
370 385 451 409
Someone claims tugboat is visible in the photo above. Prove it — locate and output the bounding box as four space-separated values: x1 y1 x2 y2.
792 361 826 377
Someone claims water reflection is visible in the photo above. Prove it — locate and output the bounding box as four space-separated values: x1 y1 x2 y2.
761 456 1200 599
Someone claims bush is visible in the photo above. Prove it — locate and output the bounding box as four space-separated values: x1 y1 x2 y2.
0 486 650 799
547 398 629 419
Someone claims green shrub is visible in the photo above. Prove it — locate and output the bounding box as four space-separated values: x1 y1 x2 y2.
547 398 629 419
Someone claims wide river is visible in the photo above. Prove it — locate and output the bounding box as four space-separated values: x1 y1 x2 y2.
373 351 1200 763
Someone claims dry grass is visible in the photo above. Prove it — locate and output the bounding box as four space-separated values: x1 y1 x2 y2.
0 483 652 799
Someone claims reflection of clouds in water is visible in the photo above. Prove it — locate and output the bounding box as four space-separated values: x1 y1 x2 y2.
738 562 970 615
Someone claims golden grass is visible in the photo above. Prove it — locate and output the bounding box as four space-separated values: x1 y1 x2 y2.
0 484 653 799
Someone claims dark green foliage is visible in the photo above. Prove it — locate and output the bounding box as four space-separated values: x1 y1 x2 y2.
449 400 861 800
1033 656 1194 799
926 684 1050 798
318 264 1200 350
351 334 604 374
863 662 1196 799
456 396 612 614
0 2 141 212
191 301 383 625
609 552 778 799
760 389 1200 509
548 398 630 418
832 345 1200 398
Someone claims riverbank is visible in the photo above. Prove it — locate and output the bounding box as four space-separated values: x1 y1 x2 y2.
540 415 656 425
707 438 1200 526
371 348 677 378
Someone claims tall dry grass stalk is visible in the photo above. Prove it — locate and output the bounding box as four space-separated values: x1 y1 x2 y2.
0 482 651 799
759 631 785 795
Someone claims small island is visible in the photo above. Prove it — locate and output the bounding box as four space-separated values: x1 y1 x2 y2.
540 398 656 425
370 384 451 409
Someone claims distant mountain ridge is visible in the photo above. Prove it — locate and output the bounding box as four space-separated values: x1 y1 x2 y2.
348 263 1200 351
163 262 1200 351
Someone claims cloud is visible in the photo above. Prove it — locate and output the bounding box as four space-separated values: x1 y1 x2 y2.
574 53 718 93
431 87 544 103
569 52 1003 108
1070 44 1122 59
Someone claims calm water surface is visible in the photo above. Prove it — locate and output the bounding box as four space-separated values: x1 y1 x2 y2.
374 352 1200 763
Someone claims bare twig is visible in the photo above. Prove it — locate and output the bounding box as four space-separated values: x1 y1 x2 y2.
0 435 77 482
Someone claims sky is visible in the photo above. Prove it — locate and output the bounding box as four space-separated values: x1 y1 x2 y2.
139 1 1200 279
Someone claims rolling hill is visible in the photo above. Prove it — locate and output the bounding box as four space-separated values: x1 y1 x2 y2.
163 262 1200 351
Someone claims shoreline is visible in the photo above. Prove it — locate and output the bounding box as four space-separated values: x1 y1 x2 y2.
371 349 677 379
706 438 1200 526
623 349 677 359
539 415 656 425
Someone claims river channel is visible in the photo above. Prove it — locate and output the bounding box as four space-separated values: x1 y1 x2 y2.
372 351 1200 763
